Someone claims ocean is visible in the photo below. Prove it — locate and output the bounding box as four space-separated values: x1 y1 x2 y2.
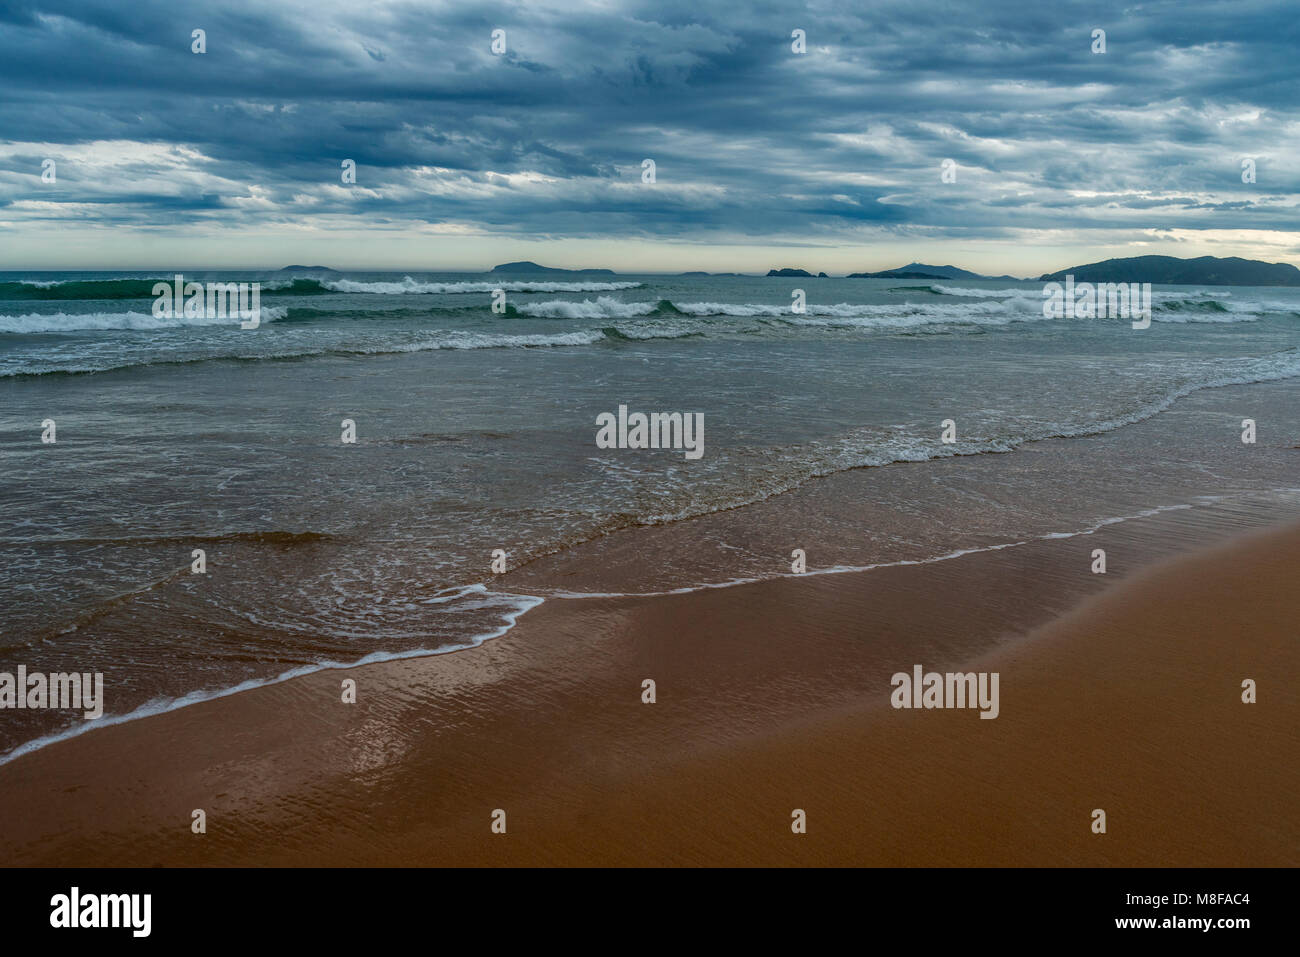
2 269 1298 760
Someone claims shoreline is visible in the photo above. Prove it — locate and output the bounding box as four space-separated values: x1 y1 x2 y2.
0 589 545 770
0 490 1275 771
1 501 1296 866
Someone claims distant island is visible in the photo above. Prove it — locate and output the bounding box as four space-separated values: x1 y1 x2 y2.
849 263 1020 281
490 261 616 275
278 256 1299 286
1039 255 1300 286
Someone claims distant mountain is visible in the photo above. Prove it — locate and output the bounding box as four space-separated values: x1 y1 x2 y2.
1039 255 1300 286
490 261 616 275
679 271 744 277
278 265 337 273
766 267 814 277
849 263 1019 281
848 269 948 279
897 263 987 279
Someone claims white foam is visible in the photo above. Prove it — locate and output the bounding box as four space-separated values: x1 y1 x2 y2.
594 348 1300 530
0 586 544 768
931 284 1042 299
545 503 1200 599
517 296 660 319
322 277 642 294
388 329 607 351
0 307 287 333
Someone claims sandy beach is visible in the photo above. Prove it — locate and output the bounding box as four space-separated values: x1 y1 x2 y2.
8 0 1300 898
0 504 1295 867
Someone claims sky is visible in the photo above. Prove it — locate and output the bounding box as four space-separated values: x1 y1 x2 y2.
0 0 1297 275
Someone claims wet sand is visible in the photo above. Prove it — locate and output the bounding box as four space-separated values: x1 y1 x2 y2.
0 509 1296 866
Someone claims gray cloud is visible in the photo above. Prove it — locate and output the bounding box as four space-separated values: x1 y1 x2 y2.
1 0 1297 257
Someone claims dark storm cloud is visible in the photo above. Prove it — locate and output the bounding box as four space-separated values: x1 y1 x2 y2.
0 0 1297 243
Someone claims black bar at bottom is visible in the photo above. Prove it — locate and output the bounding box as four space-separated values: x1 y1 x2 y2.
0 866 1277 943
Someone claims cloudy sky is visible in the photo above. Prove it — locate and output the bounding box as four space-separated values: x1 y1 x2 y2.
1 0 1297 274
